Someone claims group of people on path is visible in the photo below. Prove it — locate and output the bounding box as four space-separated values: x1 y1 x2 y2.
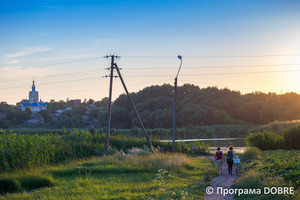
214 146 238 175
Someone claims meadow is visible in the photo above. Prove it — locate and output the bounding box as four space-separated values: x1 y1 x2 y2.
0 151 217 199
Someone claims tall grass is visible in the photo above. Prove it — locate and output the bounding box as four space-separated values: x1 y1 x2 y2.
0 131 149 172
0 130 210 172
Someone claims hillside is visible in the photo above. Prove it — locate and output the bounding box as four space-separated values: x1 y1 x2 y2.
1 84 300 129
106 84 300 128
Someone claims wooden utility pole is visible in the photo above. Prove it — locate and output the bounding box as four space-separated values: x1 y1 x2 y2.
105 55 116 156
104 55 152 155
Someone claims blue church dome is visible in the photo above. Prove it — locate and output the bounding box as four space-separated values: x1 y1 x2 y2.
31 102 39 106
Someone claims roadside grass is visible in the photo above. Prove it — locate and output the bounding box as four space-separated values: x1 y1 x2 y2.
233 149 300 200
0 153 217 200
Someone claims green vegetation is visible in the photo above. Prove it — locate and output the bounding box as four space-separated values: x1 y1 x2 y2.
0 131 144 172
0 177 22 194
245 131 284 150
234 149 300 200
0 176 54 194
245 125 300 150
0 152 217 199
0 130 211 172
3 84 300 129
108 124 253 139
108 85 300 128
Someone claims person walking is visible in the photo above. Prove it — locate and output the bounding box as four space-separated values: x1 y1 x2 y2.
226 146 235 175
214 147 224 175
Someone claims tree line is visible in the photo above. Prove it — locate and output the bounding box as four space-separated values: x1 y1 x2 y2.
1 84 300 129
104 84 300 128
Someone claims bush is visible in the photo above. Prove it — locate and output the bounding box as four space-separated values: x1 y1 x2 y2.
19 176 54 190
240 147 261 162
283 126 300 149
245 131 284 150
0 177 22 194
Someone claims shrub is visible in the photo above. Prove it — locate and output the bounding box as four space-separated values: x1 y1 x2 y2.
245 131 284 150
0 177 22 194
283 126 300 149
19 176 54 190
240 147 261 162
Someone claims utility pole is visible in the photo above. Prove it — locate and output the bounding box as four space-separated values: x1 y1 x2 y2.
105 55 117 156
104 55 152 155
172 55 183 152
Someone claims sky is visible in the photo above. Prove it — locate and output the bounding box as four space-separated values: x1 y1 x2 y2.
1 0 300 104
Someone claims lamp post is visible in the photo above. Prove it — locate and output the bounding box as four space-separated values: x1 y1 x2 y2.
172 55 182 152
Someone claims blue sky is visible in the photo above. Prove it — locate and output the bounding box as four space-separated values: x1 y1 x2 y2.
1 0 300 104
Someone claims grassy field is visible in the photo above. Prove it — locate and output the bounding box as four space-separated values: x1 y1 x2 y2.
233 149 300 200
0 152 217 200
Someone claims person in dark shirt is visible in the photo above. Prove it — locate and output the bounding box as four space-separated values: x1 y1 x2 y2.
226 146 235 175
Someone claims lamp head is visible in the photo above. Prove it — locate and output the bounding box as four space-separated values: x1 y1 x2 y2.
177 55 182 60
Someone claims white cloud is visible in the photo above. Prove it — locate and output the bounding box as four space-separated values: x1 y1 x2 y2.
5 47 53 58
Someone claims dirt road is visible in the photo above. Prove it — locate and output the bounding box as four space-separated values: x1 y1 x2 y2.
204 156 238 200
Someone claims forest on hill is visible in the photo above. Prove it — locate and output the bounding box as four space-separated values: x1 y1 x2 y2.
1 84 300 129
101 84 300 128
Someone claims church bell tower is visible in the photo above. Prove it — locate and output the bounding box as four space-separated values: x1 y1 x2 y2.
29 80 39 104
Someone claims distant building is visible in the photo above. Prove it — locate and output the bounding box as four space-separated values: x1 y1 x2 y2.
21 80 47 112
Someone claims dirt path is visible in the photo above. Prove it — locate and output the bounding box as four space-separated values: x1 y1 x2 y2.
204 156 237 200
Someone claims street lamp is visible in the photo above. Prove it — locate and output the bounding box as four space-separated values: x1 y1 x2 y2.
172 55 182 152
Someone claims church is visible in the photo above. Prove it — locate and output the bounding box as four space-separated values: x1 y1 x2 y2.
21 80 47 112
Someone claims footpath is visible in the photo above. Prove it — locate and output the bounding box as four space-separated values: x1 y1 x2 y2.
204 156 238 200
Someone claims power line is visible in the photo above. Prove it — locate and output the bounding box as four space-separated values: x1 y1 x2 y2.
122 54 300 58
2 63 299 83
1 53 299 71
122 69 300 77
0 68 102 83
123 63 300 70
1 69 300 90
0 76 103 90
3 79 173 100
0 57 102 71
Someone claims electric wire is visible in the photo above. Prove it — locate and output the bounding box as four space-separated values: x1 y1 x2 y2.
123 63 300 70
122 54 300 58
0 76 103 90
0 57 102 71
0 68 103 83
2 68 300 90
122 69 300 77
